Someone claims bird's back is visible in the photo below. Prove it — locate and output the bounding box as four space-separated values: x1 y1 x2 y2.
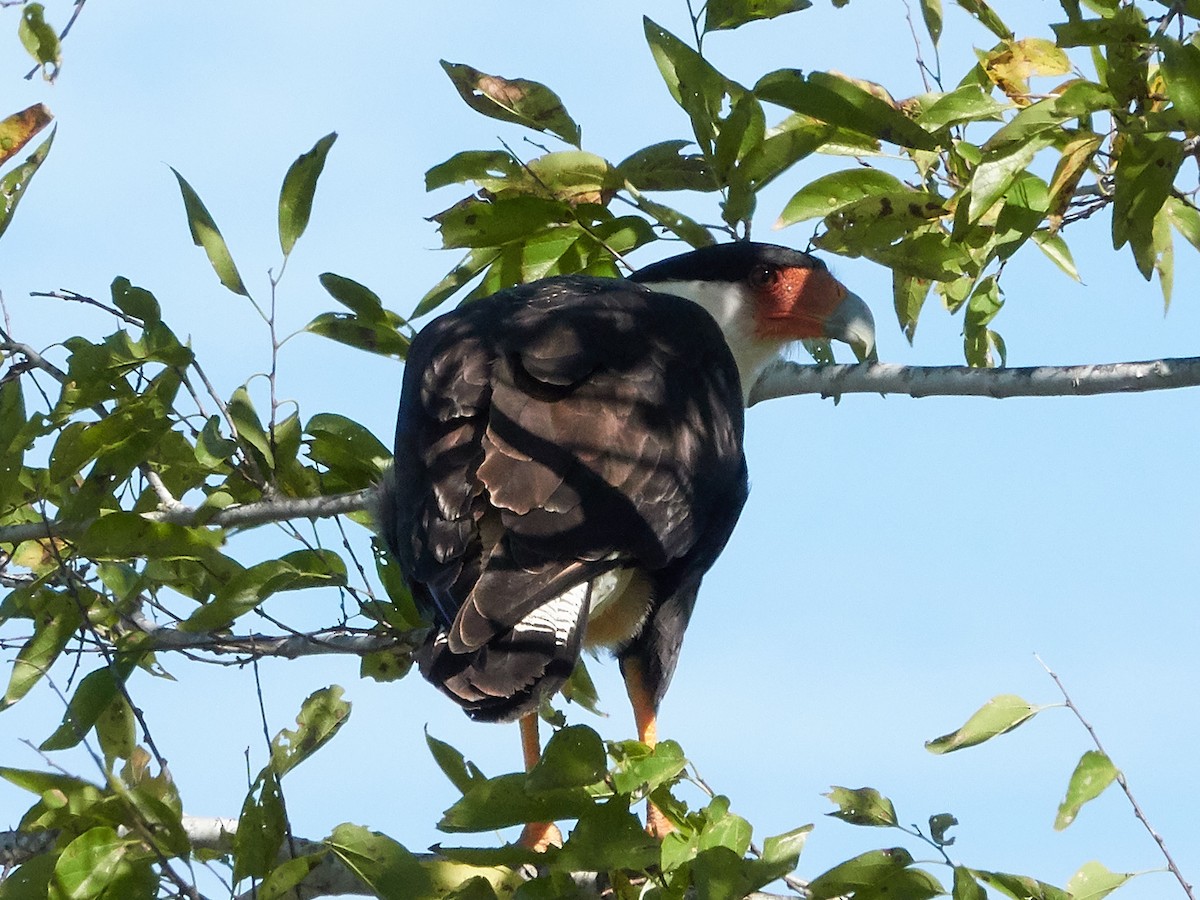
380 275 749 721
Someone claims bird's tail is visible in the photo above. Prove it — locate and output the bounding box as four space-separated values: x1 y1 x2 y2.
417 581 590 723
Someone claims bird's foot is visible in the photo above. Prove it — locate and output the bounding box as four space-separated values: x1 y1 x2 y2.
519 821 563 852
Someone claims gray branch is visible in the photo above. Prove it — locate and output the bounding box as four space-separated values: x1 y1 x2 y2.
747 356 1200 405
0 488 373 546
0 817 797 899
120 610 425 661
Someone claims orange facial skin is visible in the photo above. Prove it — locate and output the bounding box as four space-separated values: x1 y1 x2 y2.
751 264 848 341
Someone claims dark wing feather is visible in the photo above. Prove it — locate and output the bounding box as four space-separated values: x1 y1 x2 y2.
382 275 747 721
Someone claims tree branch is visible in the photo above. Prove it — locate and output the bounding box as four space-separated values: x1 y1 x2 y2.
747 356 1200 405
0 488 373 546
119 611 424 661
0 817 797 899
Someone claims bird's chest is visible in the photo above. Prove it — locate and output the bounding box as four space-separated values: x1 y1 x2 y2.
583 567 653 649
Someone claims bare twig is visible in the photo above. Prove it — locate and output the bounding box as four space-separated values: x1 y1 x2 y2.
1037 656 1195 900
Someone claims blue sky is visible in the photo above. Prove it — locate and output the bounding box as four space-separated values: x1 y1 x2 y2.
1 2 1197 896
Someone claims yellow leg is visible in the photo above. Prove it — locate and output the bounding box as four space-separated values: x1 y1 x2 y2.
517 713 563 851
624 660 673 839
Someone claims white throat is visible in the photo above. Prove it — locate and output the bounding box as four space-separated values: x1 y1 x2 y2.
647 279 785 403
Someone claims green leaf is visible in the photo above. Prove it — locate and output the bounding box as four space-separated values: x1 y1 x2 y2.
18 4 61 77
704 0 812 32
195 415 237 469
432 195 571 249
609 739 688 796
744 824 811 891
4 602 82 707
955 0 1012 41
438 772 598 832
1164 196 1200 253
1066 861 1135 900
305 412 390 491
171 168 249 296
269 686 352 778
555 800 659 872
777 168 905 227
180 549 347 632
953 867 988 900
973 869 1070 900
52 827 135 899
258 854 326 900
278 132 337 256
426 150 521 192
1104 6 1149 109
234 770 286 881
824 786 899 827
560 658 604 717
982 81 1111 151
41 659 137 752
426 730 488 795
440 60 581 146
1031 231 1080 281
617 140 713 192
625 186 715 248
920 0 943 46
739 118 831 192
965 133 1054 223
1054 750 1118 829
414 247 502 317
327 824 433 898
0 126 55 242
1158 37 1200 134
755 69 939 150
95 692 136 766
1112 134 1184 279
916 85 1009 130
227 385 273 468
893 272 932 344
305 311 410 358
691 845 752 900
808 848 915 900
76 513 225 562
644 17 748 158
109 277 161 327
925 694 1043 753
0 853 55 898
929 813 958 846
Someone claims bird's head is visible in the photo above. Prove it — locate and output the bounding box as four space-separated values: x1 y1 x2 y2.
629 242 875 401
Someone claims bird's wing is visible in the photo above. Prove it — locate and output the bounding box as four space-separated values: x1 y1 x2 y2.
385 276 746 719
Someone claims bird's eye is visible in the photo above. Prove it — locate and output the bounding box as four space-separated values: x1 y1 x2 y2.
749 265 776 288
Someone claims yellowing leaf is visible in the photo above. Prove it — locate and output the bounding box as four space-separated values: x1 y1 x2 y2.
0 103 52 167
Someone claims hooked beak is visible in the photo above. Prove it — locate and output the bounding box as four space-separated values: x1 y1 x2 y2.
824 288 877 362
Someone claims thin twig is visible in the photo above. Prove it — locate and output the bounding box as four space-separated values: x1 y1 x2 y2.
1036 655 1195 900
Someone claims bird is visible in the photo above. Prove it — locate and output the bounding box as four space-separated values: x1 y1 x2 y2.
377 241 873 847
